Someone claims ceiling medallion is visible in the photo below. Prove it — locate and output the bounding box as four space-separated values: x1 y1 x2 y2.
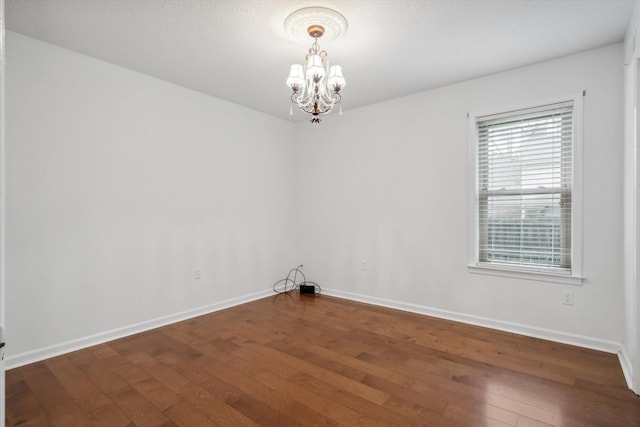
284 7 348 45
284 7 348 124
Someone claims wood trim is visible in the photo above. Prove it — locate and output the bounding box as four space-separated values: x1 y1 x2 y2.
323 287 620 354
4 289 273 370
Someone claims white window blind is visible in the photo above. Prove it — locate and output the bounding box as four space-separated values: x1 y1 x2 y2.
476 101 573 272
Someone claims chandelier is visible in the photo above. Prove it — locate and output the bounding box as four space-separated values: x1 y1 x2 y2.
284 7 348 124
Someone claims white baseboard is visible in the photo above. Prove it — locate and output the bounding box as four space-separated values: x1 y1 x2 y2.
5 289 273 370
6 287 626 378
323 288 622 354
618 345 638 394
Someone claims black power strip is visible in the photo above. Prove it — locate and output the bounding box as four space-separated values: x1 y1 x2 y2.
299 284 316 295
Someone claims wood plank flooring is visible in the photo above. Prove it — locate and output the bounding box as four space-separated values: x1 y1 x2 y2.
5 293 640 426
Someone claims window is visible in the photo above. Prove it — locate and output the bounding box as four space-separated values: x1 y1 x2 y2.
470 96 582 283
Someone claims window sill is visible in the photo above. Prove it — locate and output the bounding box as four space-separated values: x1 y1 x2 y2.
468 264 583 286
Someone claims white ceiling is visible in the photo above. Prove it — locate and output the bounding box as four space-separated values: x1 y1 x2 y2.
5 0 637 122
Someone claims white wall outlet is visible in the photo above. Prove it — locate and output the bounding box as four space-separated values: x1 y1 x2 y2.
194 268 201 280
562 290 573 305
361 259 367 271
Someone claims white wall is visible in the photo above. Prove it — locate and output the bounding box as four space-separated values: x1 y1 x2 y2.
623 0 640 394
5 29 630 380
5 32 297 366
296 44 625 351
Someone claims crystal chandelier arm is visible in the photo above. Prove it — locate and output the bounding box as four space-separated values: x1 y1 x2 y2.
320 91 341 107
290 92 304 104
291 91 318 113
318 93 341 114
299 94 315 108
299 104 317 114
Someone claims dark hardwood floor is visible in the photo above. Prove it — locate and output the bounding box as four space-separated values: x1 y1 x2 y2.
5 293 640 426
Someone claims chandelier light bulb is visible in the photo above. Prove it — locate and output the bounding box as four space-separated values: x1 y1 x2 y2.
286 64 305 91
328 65 345 91
305 53 326 83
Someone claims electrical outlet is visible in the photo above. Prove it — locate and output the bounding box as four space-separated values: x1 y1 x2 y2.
562 290 573 305
194 268 201 280
361 259 367 271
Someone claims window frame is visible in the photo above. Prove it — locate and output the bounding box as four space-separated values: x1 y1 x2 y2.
468 94 583 285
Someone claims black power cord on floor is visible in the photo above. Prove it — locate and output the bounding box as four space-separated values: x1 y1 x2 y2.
272 265 321 295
